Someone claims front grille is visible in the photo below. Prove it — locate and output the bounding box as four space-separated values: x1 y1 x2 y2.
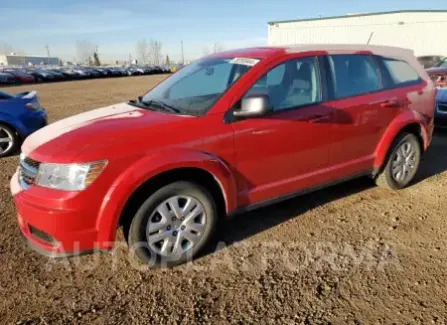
437 102 447 114
24 157 40 169
29 225 56 244
19 156 40 188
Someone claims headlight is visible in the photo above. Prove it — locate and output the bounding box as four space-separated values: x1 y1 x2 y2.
35 160 107 191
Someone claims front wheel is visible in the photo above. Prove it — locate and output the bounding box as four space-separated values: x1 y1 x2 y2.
127 181 218 267
375 133 421 190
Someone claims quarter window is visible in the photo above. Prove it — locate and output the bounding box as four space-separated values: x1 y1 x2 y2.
382 58 421 86
329 55 380 99
245 56 321 112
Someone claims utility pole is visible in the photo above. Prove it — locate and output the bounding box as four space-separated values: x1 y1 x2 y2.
181 41 184 65
45 45 51 65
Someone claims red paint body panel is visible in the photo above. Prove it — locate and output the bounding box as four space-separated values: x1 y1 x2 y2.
10 45 436 255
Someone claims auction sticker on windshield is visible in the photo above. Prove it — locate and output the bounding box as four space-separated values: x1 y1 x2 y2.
229 58 260 66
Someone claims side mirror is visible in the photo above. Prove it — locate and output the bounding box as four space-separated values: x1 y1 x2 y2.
233 95 272 117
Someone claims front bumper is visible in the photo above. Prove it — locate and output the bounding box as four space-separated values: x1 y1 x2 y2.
10 171 107 257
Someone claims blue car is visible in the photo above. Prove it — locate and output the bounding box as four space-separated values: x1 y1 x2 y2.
435 88 447 129
0 90 47 157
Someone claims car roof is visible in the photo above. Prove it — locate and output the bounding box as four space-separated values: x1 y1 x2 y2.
211 44 414 61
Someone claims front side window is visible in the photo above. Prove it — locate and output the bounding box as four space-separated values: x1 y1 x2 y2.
141 57 257 116
244 56 321 112
382 58 420 86
329 55 380 99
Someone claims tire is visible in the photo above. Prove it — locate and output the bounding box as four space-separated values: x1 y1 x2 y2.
127 181 218 268
375 133 421 190
0 123 19 158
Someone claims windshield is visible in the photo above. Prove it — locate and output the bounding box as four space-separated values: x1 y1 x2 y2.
437 58 447 68
141 57 259 116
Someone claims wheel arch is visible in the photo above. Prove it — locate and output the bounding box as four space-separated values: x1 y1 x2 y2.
95 150 238 247
118 167 227 233
0 114 25 140
374 117 427 173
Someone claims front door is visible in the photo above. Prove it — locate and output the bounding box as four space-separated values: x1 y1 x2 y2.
231 56 334 206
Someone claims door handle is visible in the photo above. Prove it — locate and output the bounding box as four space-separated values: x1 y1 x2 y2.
308 114 329 123
380 99 401 108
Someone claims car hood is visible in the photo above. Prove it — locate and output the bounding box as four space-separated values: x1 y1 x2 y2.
22 102 189 162
427 67 447 74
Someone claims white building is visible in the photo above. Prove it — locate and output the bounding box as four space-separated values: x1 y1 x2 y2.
0 54 61 66
268 10 447 57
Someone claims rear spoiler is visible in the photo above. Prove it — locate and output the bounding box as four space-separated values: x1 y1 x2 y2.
16 91 37 99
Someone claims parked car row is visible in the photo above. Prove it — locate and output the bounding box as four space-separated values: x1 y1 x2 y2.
0 65 171 85
426 57 447 89
417 55 445 69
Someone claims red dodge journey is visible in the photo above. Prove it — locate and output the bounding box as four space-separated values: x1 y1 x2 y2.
11 45 436 267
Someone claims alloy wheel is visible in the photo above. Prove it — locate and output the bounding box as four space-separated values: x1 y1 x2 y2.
391 141 417 183
146 195 207 257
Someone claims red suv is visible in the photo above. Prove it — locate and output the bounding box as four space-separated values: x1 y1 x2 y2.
11 45 435 267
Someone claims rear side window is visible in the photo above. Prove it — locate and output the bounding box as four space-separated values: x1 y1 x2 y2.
381 58 421 87
328 55 380 99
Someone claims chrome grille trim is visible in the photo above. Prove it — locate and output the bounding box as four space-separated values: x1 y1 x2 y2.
18 156 40 190
24 157 40 169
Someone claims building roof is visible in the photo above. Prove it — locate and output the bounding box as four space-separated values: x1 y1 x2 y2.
4 54 59 59
268 10 447 25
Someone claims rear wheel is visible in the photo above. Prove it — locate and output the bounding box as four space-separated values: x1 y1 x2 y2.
127 181 218 267
375 133 421 190
0 123 19 158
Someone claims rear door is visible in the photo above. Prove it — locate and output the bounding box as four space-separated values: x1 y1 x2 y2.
324 54 397 175
377 56 430 118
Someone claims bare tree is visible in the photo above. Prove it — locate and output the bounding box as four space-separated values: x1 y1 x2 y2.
135 39 149 64
148 39 162 65
213 43 224 53
76 40 96 65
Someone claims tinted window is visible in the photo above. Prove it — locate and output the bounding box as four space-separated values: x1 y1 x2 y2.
329 55 380 99
382 58 420 86
245 56 321 112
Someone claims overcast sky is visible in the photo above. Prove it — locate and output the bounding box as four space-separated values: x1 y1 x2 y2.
0 0 445 61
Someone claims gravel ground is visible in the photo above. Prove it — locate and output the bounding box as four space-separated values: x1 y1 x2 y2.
1 76 446 325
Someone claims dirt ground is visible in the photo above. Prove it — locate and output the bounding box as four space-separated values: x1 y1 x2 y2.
1 76 446 325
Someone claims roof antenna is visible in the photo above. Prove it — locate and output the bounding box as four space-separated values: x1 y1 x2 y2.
367 32 374 45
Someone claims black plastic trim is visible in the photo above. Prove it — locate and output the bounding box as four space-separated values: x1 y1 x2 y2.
227 169 373 217
24 237 107 258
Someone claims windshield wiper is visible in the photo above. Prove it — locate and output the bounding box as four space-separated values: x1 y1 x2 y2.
143 99 181 114
128 98 181 114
